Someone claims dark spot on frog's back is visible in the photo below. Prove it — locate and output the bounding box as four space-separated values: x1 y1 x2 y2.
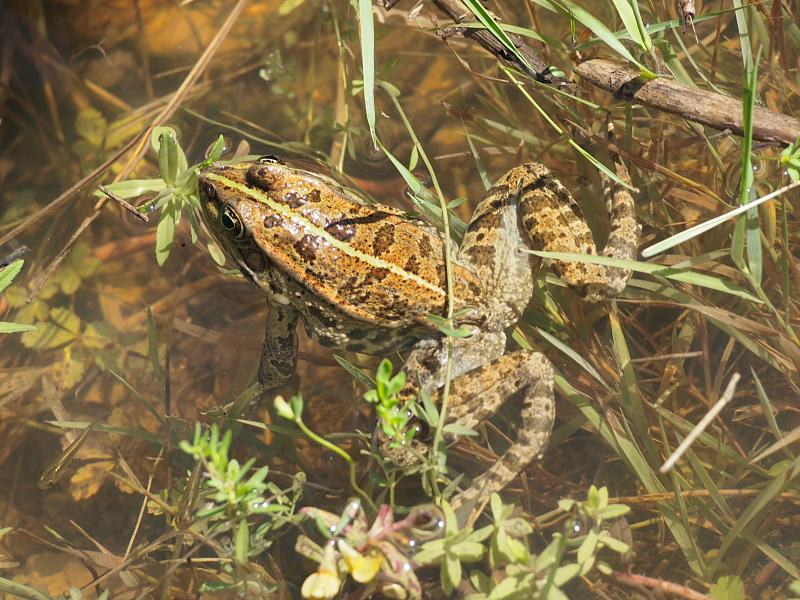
304 189 322 203
284 191 304 208
369 267 390 281
372 223 395 255
264 214 283 228
326 220 356 241
404 254 420 275
294 235 317 261
418 235 434 258
246 167 273 190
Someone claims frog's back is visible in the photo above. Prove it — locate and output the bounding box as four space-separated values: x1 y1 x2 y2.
199 161 478 327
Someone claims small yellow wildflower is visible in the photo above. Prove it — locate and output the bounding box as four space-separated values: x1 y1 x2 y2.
337 540 382 584
301 543 341 600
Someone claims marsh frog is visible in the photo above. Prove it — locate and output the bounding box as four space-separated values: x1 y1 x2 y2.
198 144 638 515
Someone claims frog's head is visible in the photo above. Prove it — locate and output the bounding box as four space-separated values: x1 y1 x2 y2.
197 159 285 280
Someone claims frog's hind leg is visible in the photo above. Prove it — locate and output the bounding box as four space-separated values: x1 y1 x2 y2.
445 350 555 525
515 135 639 301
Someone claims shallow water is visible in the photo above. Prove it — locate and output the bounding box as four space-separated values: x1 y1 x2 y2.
1 0 798 597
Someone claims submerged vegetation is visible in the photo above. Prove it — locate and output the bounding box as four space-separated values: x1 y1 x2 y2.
1 0 800 597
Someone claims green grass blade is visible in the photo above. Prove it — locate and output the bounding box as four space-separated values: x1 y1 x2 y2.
532 0 654 76
460 0 536 74
641 180 800 258
609 0 652 53
535 328 608 388
358 0 377 147
528 251 762 303
0 259 24 294
712 457 800 571
742 47 763 284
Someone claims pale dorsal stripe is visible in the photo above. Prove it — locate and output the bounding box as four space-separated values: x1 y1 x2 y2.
206 171 446 298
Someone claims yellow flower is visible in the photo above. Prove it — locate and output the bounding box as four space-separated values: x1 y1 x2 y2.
338 540 382 584
301 544 341 599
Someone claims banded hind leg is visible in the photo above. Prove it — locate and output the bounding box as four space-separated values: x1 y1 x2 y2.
398 333 555 525
457 135 639 332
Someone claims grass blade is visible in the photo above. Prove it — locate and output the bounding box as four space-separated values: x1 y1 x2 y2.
460 0 536 74
358 0 377 147
528 250 762 303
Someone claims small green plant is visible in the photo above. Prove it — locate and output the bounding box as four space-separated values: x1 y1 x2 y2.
780 136 800 182
413 487 631 599
178 423 300 564
99 128 228 265
0 258 35 334
414 500 490 595
363 358 412 447
274 394 374 510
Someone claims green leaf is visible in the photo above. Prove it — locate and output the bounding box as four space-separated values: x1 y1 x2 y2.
408 144 419 171
379 141 424 195
709 575 746 600
443 551 461 595
234 519 249 563
357 0 377 147
96 178 166 199
486 576 521 599
576 528 598 564
450 541 485 561
608 0 652 52
155 201 177 266
598 533 630 555
205 135 228 163
531 0 654 76
530 251 762 303
158 129 180 185
0 259 25 294
552 561 580 586
0 321 36 333
596 504 631 520
21 307 81 349
414 540 446 564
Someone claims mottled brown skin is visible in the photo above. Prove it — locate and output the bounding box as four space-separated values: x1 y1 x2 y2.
199 147 639 523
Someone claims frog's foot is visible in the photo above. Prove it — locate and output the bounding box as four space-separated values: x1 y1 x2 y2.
444 350 555 525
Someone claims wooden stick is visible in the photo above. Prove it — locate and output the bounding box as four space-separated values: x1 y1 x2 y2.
575 59 800 145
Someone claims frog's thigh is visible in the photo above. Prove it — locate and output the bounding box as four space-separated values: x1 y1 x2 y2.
259 301 299 389
448 350 555 516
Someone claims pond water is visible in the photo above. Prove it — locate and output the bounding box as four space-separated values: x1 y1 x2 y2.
1 0 798 597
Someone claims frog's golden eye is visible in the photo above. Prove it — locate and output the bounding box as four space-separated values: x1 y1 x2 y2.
220 206 244 237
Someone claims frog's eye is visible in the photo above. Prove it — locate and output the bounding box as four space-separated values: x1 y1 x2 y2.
221 206 244 237
257 154 284 165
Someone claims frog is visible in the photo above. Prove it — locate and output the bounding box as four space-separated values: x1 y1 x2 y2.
197 136 638 518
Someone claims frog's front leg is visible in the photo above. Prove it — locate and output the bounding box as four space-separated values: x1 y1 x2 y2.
401 332 555 523
259 300 299 390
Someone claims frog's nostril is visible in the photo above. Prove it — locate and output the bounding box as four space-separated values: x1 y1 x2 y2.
201 181 216 200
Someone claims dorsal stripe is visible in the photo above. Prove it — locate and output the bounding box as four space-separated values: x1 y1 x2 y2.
205 171 447 298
